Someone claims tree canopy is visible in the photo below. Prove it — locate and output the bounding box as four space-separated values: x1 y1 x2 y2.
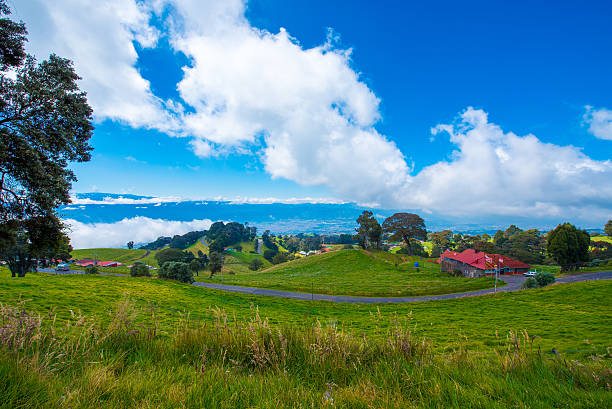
382 213 426 255
605 220 612 237
355 211 382 249
0 2 93 276
547 223 590 272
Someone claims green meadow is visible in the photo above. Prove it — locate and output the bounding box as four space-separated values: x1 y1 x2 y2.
0 268 610 408
198 249 501 296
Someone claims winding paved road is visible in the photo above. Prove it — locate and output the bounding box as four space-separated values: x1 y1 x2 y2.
38 267 612 304
192 271 612 303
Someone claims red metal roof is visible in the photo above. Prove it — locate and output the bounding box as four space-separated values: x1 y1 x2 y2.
439 249 530 270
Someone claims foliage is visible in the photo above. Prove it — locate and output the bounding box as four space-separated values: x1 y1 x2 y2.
429 230 453 250
0 216 70 277
261 230 278 252
249 258 264 271
130 262 151 277
263 249 278 263
0 3 92 274
355 210 382 249
430 244 441 258
535 271 556 287
84 265 99 274
547 223 590 272
382 213 427 255
141 230 205 250
272 252 288 264
493 225 547 264
590 240 612 260
155 248 194 265
605 219 612 237
158 261 193 283
208 251 224 278
521 277 538 289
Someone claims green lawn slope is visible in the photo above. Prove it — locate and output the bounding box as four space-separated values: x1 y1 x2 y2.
198 249 501 297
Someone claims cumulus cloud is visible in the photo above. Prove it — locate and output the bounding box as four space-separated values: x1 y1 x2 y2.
16 1 612 221
14 0 179 131
64 217 212 248
584 105 612 141
399 108 612 219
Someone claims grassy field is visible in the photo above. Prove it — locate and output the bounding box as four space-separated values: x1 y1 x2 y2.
198 249 502 296
1 268 610 408
70 248 159 267
0 267 610 353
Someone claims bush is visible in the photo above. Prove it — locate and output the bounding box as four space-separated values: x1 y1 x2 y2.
521 277 538 289
263 249 277 263
158 262 194 283
249 258 264 271
130 262 151 277
272 252 288 264
535 271 555 287
234 244 242 252
85 265 99 274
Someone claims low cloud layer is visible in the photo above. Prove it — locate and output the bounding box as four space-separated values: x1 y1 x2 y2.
64 217 213 249
16 0 612 222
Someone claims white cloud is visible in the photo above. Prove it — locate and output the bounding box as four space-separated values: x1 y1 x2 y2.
584 105 612 141
14 0 179 132
399 108 612 220
69 195 182 205
17 1 612 221
64 217 212 248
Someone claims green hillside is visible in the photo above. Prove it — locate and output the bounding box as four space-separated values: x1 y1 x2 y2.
70 248 159 266
198 249 501 296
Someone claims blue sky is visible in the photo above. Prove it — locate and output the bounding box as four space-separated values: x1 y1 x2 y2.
14 0 612 225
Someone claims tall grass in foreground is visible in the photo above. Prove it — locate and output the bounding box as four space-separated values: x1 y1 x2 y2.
1 299 610 408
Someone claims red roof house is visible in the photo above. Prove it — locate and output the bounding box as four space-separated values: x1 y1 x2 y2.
437 249 530 277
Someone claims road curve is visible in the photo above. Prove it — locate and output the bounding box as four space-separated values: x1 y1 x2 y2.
192 271 612 303
37 268 612 304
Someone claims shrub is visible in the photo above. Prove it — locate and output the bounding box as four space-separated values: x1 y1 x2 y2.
85 265 99 274
535 271 555 287
272 252 288 264
263 249 277 263
158 262 194 283
249 258 264 271
130 262 151 277
521 277 538 289
234 244 242 252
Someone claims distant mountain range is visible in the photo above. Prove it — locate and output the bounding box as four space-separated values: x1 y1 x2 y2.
60 193 603 235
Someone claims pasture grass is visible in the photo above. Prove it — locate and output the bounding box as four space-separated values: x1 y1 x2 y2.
198 249 502 296
1 267 610 354
0 293 610 408
70 248 159 267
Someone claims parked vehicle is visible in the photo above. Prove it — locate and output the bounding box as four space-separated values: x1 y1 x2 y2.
523 270 537 277
55 263 70 272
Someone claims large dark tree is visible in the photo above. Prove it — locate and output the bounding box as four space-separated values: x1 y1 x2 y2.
356 211 382 249
382 213 426 255
547 223 590 273
208 251 224 278
605 219 612 237
0 2 93 276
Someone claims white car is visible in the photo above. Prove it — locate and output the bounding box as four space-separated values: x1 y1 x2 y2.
523 271 537 277
55 263 70 271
